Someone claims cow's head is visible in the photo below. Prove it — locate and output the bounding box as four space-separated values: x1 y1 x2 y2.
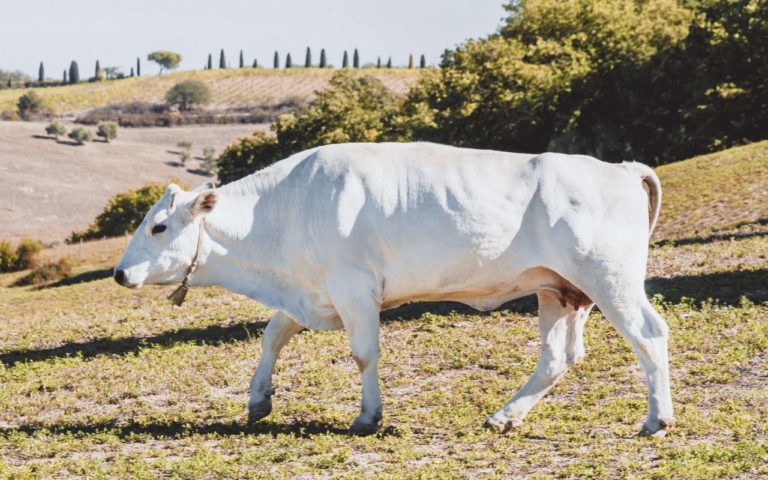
113 182 217 288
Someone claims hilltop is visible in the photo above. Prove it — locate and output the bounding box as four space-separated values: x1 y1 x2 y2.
0 68 422 116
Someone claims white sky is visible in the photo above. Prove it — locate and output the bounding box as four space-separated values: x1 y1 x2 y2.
1 0 507 77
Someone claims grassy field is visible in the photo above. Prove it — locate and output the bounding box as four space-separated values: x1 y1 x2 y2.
0 69 422 116
0 142 766 478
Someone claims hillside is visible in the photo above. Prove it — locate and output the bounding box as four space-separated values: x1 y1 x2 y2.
0 121 266 242
0 68 422 116
0 142 766 478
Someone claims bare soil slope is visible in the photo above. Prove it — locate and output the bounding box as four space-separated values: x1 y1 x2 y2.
0 121 266 242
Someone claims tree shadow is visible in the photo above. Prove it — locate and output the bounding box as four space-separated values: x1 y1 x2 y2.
31 134 55 140
0 417 398 439
646 268 768 306
37 268 113 289
0 320 269 367
186 168 214 177
164 160 184 167
381 296 538 322
653 218 768 247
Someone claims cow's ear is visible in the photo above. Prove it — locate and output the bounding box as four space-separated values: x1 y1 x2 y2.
190 189 218 217
166 183 183 210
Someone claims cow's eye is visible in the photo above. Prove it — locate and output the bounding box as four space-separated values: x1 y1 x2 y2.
151 224 167 235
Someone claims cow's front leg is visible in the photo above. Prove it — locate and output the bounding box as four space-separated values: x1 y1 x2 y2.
247 311 303 424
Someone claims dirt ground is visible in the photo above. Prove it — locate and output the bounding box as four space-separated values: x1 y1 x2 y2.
0 121 268 243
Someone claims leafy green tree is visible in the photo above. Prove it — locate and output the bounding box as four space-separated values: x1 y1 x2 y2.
319 49 327 68
96 121 118 142
239 50 244 68
45 120 67 141
305 47 312 67
68 127 93 145
353 49 360 68
285 53 292 68
69 183 166 241
69 61 79 84
165 79 211 111
342 50 349 68
217 72 401 183
274 51 279 69
219 49 226 69
38 62 44 82
148 51 182 74
15 239 43 270
17 91 45 117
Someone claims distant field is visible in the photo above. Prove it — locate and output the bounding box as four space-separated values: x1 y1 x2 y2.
0 140 766 478
0 68 422 115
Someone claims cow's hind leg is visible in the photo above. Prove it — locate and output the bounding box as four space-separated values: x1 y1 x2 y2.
486 290 592 433
247 312 304 424
596 295 674 436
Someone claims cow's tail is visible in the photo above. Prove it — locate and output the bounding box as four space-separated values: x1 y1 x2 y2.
622 162 662 237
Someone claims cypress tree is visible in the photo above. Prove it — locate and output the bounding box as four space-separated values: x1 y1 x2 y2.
386 57 392 68
136 57 141 77
420 54 426 68
285 53 292 68
69 61 79 84
353 49 360 68
252 58 258 68
219 49 226 69
95 60 101 78
377 57 381 68
38 62 44 82
6 78 10 88
408 54 414 69
207 53 213 70
239 50 244 68
305 47 312 68
63 70 68 83
130 67 135 77
274 51 279 69
319 49 327 68
342 50 349 68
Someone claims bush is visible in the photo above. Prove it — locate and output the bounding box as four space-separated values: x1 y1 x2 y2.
217 72 401 183
45 120 67 140
177 140 192 165
69 183 166 242
96 121 118 142
17 90 46 118
15 238 43 270
201 147 217 174
68 127 92 144
0 241 17 272
13 257 73 287
165 80 211 111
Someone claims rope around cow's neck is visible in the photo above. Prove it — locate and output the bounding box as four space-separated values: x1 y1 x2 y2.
167 218 206 306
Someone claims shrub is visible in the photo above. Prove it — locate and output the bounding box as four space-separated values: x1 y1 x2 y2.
14 257 73 287
15 238 43 270
17 90 46 118
201 147 217 174
45 120 67 140
165 80 211 111
177 140 192 165
68 127 92 144
0 241 17 272
217 132 280 184
69 183 166 242
96 121 118 142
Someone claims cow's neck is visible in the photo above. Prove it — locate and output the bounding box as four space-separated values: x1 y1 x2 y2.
187 167 303 316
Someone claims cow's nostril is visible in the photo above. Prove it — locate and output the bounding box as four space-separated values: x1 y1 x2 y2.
114 269 126 285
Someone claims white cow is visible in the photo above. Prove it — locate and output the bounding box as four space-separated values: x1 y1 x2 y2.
114 142 673 436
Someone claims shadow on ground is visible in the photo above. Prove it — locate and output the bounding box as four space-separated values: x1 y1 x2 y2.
39 268 114 289
0 418 398 439
647 268 768 305
653 218 768 247
0 320 268 367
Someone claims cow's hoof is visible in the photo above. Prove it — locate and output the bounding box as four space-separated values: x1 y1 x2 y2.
484 415 521 434
247 398 272 425
350 417 379 435
638 418 675 438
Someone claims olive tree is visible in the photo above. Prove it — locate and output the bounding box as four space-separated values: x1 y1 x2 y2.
96 121 118 142
165 80 211 111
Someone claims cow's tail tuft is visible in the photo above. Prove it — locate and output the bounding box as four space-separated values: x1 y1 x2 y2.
622 162 662 237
